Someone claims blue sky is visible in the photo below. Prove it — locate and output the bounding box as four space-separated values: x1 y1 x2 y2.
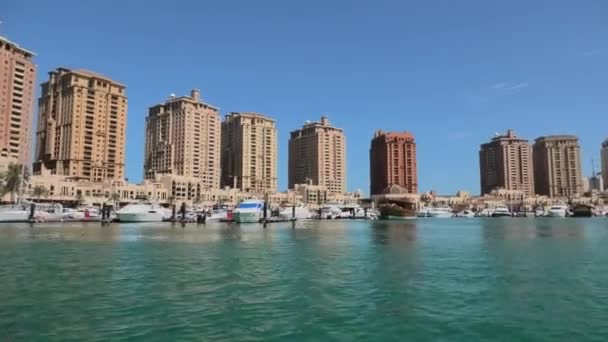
2 0 607 195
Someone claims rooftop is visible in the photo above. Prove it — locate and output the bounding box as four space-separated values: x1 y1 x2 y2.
535 135 579 142
226 112 275 122
0 35 36 56
160 89 219 110
50 67 126 88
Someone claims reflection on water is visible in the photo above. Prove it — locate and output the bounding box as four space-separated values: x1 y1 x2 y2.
1 219 608 340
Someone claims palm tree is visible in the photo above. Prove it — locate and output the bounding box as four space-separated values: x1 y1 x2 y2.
31 185 48 203
193 195 202 207
1 163 30 203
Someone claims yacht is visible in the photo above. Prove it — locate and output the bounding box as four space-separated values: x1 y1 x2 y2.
427 206 453 218
204 208 230 222
64 207 102 221
339 204 372 219
234 200 265 223
458 210 476 218
416 207 430 217
491 205 511 217
0 204 30 222
547 203 568 218
475 208 494 217
279 203 313 219
534 208 546 217
319 203 343 219
115 203 169 222
0 202 64 222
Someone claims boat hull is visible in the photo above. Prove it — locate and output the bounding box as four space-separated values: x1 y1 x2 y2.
234 212 260 223
547 210 567 218
0 210 30 222
383 215 417 220
116 212 165 222
491 213 512 217
428 212 453 218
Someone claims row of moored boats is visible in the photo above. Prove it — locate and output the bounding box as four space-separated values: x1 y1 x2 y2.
0 200 380 223
416 203 604 218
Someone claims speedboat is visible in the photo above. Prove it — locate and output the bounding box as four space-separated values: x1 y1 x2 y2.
234 200 265 223
547 203 568 218
204 208 230 222
458 210 475 218
491 205 511 217
115 203 169 222
427 206 453 218
279 203 313 219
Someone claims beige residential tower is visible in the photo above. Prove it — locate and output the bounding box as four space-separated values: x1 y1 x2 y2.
289 116 346 194
533 135 582 197
33 68 127 181
144 89 221 189
221 112 277 193
0 36 37 165
479 129 534 197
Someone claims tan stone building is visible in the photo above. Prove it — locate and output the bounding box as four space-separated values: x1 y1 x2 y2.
602 138 608 191
289 116 346 194
479 129 534 197
144 89 220 189
221 112 277 193
33 68 127 182
0 36 37 166
533 135 582 197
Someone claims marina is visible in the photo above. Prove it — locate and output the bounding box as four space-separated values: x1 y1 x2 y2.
1 218 608 340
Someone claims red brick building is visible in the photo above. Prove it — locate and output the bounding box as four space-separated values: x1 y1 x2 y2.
370 130 418 195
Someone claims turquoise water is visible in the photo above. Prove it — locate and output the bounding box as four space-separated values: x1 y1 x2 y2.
1 219 608 341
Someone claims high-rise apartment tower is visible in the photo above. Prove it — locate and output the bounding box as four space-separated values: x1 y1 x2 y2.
369 130 417 195
33 68 127 181
479 129 534 196
289 116 346 194
221 112 277 193
0 36 37 165
144 89 220 189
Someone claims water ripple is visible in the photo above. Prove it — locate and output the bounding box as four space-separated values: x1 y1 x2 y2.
1 219 608 340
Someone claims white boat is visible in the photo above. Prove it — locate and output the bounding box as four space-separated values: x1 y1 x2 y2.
534 208 546 217
416 207 430 217
319 203 343 219
0 202 64 222
458 210 475 218
338 204 373 219
64 207 102 221
116 203 169 222
279 203 313 219
234 200 265 223
475 208 493 217
200 208 228 222
427 207 453 218
0 204 30 222
491 205 511 217
547 203 568 218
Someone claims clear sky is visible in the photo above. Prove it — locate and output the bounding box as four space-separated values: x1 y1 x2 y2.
2 0 607 195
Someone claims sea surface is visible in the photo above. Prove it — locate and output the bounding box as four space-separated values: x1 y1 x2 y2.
1 218 608 341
